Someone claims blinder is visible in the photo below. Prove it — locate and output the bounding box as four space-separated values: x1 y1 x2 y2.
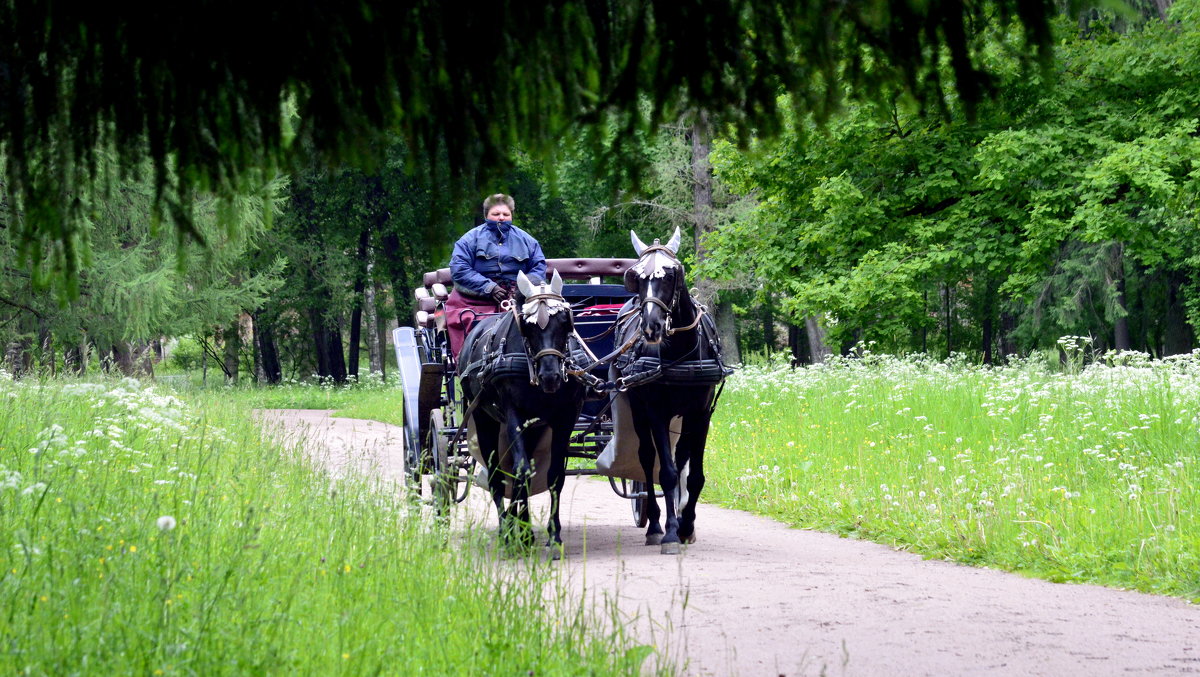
623 267 639 293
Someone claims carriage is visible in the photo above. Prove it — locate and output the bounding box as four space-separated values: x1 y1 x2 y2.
391 258 656 525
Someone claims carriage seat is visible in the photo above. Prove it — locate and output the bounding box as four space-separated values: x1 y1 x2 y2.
546 258 637 281
421 258 636 288
413 258 637 328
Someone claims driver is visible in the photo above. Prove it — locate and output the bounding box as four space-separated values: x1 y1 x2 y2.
444 193 547 358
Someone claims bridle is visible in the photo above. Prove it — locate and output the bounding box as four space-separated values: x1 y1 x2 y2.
507 290 572 387
631 246 705 337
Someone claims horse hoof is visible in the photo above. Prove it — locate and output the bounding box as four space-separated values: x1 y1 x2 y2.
681 530 696 545
645 533 663 546
543 545 563 561
660 541 681 555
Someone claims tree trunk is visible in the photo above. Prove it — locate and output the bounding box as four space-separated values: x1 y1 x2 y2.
134 340 156 378
365 259 383 376
376 280 390 381
762 292 775 356
921 289 929 354
64 344 85 375
254 313 283 384
222 324 240 384
999 311 1018 358
690 114 741 364
309 308 331 378
251 316 264 383
4 340 27 377
787 322 808 366
1111 242 1131 351
348 305 363 379
348 229 369 379
380 232 411 328
327 326 347 383
981 277 996 365
1163 269 1194 355
943 282 953 356
38 321 54 375
805 316 833 363
112 341 135 376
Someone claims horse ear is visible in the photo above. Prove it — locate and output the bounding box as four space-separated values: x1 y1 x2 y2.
517 270 534 297
550 268 563 295
631 230 647 256
666 226 682 254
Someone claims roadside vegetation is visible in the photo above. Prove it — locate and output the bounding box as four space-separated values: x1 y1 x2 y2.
158 338 1200 601
706 345 1200 600
0 373 651 675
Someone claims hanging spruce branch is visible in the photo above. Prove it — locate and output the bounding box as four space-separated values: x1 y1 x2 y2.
0 0 1082 296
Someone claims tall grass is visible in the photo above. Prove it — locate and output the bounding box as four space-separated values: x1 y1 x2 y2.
0 372 651 675
166 372 406 426
705 348 1200 599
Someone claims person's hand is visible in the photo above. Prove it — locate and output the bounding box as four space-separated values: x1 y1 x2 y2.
490 285 508 304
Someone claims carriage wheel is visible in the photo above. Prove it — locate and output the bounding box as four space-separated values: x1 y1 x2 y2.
630 480 650 528
428 409 452 515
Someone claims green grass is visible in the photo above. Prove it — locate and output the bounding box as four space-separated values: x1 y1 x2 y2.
163 373 407 426
0 375 653 675
705 350 1200 599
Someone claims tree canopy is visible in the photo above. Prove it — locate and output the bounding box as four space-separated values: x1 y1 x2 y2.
706 1 1200 358
1 0 1072 291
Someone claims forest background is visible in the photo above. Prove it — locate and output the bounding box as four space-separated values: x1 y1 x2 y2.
2 0 1198 382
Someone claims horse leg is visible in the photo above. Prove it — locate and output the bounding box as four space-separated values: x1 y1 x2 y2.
505 403 534 548
676 414 710 545
631 400 663 545
544 412 572 558
475 415 508 534
652 415 682 554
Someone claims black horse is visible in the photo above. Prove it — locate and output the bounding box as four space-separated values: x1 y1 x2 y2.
615 227 729 554
458 270 585 552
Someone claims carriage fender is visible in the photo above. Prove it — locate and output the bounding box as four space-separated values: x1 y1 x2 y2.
596 390 681 483
465 413 554 499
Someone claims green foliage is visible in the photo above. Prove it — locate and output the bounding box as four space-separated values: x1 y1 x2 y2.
0 1 1069 295
167 336 205 372
708 3 1200 357
0 155 284 368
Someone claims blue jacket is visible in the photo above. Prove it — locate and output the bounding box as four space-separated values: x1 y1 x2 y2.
450 220 547 297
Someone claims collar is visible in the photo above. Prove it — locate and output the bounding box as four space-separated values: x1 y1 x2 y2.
484 219 513 241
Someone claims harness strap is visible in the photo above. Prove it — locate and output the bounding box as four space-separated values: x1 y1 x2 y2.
575 330 642 373
569 329 601 364
667 304 705 336
636 244 681 264
642 296 672 314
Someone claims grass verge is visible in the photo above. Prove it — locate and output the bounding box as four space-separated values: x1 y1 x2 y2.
0 374 652 675
704 351 1200 600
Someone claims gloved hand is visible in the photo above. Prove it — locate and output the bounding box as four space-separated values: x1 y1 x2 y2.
490 285 508 304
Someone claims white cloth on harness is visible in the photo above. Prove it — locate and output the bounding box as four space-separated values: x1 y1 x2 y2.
595 390 680 482
466 414 554 499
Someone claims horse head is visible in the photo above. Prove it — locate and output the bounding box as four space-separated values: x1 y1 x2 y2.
514 269 573 393
626 227 684 345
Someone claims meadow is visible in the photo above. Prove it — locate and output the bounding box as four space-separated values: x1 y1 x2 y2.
705 345 1200 600
0 373 651 675
171 343 1200 602
9 342 1194 675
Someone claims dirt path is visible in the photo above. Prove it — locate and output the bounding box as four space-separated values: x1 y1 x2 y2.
256 410 1200 676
